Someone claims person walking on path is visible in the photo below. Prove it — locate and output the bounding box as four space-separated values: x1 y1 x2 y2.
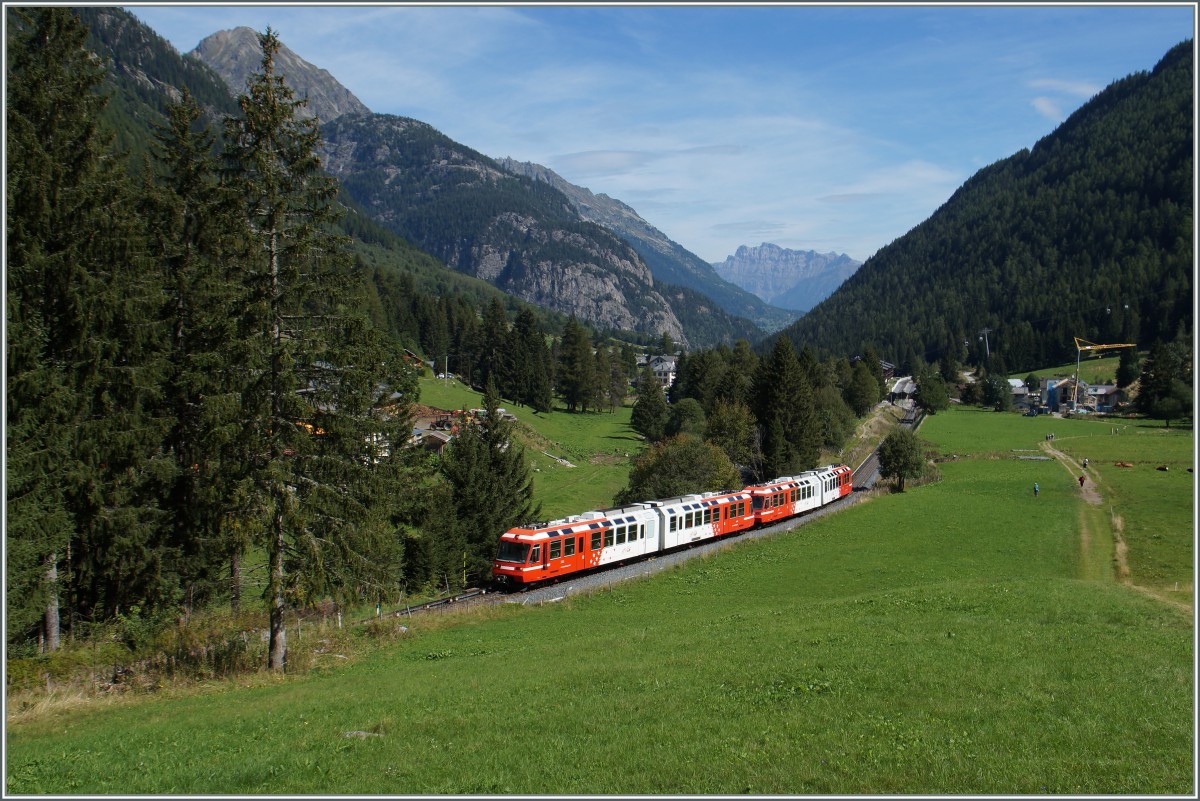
1078 475 1085 489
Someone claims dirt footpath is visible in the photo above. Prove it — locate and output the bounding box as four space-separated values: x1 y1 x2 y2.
1040 442 1103 505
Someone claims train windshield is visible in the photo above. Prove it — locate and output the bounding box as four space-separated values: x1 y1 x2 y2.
495 541 531 563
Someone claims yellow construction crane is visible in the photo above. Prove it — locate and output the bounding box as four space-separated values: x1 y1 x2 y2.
1071 337 1137 409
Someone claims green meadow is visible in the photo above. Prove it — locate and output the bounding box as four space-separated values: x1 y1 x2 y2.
6 405 1192 794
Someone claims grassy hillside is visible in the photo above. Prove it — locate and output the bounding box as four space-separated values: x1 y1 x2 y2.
1024 354 1124 386
7 407 1191 794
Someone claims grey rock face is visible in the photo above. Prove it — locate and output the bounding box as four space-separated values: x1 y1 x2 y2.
714 243 861 313
190 27 370 122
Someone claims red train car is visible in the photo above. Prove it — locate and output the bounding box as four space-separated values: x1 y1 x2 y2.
493 505 659 588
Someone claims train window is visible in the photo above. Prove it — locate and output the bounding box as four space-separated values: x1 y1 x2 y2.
549 540 561 559
564 537 575 557
753 496 764 510
616 526 626 545
495 541 530 563
604 528 614 547
669 515 677 532
705 508 713 524
591 531 601 551
640 525 645 540
530 544 541 563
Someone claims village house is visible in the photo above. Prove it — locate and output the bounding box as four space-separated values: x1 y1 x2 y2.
1084 384 1127 413
636 354 678 389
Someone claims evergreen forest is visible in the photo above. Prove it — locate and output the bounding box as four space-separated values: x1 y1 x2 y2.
778 39 1193 377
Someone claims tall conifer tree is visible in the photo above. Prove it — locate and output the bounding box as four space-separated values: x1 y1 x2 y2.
143 90 248 611
557 317 595 413
222 29 410 670
439 378 539 585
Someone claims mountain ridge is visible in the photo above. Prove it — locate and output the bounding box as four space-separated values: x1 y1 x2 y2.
497 158 798 333
188 26 773 348
713 243 861 313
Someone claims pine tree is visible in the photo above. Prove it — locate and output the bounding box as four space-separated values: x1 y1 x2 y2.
439 378 540 585
557 317 595 413
753 337 819 479
1136 339 1193 428
592 346 613 412
222 29 410 670
510 308 553 412
143 89 247 612
630 368 669 443
607 346 629 413
476 298 510 397
844 359 881 417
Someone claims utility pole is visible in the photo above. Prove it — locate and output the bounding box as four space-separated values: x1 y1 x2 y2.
978 327 992 360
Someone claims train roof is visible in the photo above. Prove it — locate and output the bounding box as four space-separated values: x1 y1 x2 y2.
502 505 657 540
641 488 749 510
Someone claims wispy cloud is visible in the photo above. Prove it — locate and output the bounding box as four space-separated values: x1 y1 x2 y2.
1031 96 1065 121
1029 77 1103 97
1027 77 1103 122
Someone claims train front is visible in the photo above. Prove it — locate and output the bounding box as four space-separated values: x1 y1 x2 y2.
492 528 541 588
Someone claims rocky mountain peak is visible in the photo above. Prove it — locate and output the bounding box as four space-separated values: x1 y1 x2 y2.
714 243 861 313
190 27 370 122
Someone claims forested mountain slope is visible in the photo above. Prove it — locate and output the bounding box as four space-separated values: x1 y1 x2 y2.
78 7 240 164
76 9 616 352
317 113 689 345
779 39 1194 373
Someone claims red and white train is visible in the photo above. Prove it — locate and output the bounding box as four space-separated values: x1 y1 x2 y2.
493 463 853 589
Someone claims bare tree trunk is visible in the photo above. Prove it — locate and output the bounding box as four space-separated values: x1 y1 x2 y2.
230 550 241 613
43 552 60 652
266 223 286 673
267 501 286 671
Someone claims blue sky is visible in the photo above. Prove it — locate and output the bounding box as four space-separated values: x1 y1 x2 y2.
126 3 1194 264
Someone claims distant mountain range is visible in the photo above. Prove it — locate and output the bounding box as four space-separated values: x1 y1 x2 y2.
88 10 1191 371
496 159 799 334
184 25 776 348
712 244 861 314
